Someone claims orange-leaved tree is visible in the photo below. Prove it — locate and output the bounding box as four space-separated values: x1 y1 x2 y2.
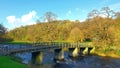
68 27 84 43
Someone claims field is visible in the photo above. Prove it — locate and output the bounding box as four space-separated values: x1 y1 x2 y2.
0 56 28 68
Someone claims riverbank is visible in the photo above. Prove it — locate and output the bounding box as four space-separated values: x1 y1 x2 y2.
94 51 120 59
0 56 28 68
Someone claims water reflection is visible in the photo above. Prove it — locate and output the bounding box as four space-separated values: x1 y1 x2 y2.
15 51 120 68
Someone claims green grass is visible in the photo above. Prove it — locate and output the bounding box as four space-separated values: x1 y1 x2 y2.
116 50 120 56
0 56 28 68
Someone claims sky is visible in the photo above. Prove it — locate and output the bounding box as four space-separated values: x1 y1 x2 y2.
0 0 120 30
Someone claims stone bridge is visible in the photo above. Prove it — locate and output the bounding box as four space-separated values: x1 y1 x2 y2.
0 42 95 64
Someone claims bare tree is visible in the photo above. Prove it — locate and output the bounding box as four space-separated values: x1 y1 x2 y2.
88 7 116 19
88 9 100 18
101 7 116 18
44 12 57 22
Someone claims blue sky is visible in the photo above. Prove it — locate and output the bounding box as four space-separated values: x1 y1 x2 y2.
0 0 120 30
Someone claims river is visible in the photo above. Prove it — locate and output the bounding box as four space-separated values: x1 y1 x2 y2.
15 51 120 68
1 44 120 68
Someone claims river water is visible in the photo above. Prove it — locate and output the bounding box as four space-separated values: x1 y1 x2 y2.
15 51 120 68
2 44 120 68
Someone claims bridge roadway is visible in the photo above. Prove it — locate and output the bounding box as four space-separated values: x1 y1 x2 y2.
0 42 93 55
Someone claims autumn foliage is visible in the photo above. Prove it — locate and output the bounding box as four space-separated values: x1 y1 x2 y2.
1 7 120 53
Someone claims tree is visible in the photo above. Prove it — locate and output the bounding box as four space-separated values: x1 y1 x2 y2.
86 16 118 48
115 12 120 18
44 12 57 22
86 7 118 47
101 7 115 18
88 7 116 19
0 23 10 42
0 24 7 40
115 12 120 23
88 9 100 18
0 24 7 35
68 27 84 43
115 12 120 46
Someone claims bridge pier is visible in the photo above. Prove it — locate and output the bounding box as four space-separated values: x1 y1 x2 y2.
79 47 86 56
54 48 64 61
88 47 93 55
83 47 88 55
68 48 79 57
32 51 43 64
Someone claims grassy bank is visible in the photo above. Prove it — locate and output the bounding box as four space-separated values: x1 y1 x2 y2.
94 49 120 58
96 52 120 58
0 56 28 68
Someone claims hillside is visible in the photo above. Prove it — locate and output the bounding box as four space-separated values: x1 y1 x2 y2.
7 20 83 42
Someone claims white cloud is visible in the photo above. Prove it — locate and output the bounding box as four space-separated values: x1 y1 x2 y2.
6 10 38 29
6 16 16 24
99 14 108 18
21 11 37 22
